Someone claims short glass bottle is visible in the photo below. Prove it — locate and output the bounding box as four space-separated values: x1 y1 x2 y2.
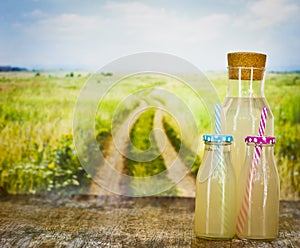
236 136 280 240
195 134 236 240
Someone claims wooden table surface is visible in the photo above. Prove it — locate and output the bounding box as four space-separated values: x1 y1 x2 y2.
0 195 299 247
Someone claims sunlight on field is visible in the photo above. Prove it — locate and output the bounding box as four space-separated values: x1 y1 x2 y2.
0 71 299 199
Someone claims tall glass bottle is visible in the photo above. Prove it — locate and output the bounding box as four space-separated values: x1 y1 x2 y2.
222 52 274 180
195 134 236 240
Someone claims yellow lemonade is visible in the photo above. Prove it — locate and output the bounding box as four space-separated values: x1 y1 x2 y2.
194 137 236 239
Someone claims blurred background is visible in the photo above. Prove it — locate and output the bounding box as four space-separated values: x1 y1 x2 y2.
0 0 299 199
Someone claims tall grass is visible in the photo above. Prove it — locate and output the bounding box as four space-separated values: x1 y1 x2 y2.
0 71 299 199
162 118 201 176
265 73 300 200
0 72 90 194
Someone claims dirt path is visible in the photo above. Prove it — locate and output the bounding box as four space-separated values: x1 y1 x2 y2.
153 110 196 197
89 104 146 195
90 106 195 197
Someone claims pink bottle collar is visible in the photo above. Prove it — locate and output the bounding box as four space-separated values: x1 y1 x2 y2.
245 136 276 144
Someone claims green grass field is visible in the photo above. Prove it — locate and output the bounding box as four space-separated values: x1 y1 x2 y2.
0 71 299 199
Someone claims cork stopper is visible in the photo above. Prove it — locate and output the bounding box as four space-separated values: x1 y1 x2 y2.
227 52 267 80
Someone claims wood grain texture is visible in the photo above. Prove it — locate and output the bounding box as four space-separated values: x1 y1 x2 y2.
0 195 299 248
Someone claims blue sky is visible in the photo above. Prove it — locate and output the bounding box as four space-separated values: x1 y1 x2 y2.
0 0 299 70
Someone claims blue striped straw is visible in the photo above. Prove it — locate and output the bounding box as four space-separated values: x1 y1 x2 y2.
215 104 230 234
215 104 221 134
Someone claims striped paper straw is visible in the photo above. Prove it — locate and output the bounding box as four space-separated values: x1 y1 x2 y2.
236 107 268 234
214 104 222 167
214 104 230 234
215 104 221 134
258 108 268 136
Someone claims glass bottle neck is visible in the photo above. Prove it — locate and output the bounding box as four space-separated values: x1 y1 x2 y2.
227 78 265 98
204 142 231 152
246 143 275 161
227 67 265 98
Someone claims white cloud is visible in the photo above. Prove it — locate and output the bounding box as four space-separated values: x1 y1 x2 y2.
105 1 230 44
24 13 101 38
3 0 299 69
234 0 299 29
14 1 232 68
24 9 47 19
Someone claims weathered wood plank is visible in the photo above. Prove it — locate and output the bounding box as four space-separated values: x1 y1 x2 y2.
0 195 299 247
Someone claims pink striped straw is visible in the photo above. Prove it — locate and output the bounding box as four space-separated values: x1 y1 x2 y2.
258 108 268 137
236 107 268 235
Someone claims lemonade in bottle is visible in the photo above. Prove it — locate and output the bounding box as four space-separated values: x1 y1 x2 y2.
222 52 274 181
195 134 236 239
236 136 279 240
